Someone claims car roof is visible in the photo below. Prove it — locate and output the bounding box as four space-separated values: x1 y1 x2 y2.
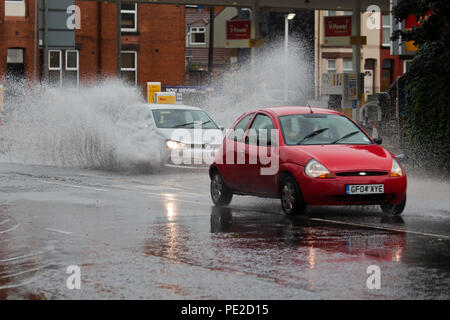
247 106 343 117
145 104 202 111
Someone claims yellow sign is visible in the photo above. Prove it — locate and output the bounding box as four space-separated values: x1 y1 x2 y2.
155 92 176 104
248 39 265 48
405 40 418 52
350 36 367 45
0 85 4 112
147 82 161 104
157 95 176 104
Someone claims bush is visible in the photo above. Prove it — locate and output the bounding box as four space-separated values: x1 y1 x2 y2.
403 40 450 170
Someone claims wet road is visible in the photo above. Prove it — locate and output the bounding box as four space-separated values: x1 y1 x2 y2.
0 163 449 299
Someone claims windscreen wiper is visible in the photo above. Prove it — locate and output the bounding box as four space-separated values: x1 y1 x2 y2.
296 128 329 145
175 120 211 128
331 131 360 144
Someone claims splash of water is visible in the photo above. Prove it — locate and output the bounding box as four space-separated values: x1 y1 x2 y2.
0 38 313 172
204 39 314 127
0 80 161 171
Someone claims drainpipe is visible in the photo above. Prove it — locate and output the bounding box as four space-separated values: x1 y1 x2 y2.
116 0 121 79
207 6 214 84
43 0 49 82
33 0 37 82
97 2 102 81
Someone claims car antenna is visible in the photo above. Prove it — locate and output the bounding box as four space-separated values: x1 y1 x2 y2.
297 80 314 114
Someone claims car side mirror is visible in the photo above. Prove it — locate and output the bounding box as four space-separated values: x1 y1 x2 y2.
373 138 382 145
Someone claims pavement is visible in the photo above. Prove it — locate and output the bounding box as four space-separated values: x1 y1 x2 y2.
0 162 449 299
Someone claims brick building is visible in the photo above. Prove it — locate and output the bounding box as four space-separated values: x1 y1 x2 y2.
0 1 186 95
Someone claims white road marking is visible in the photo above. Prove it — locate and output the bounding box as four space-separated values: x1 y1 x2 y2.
0 277 38 290
0 263 53 280
45 228 73 235
0 219 10 226
310 217 450 240
0 223 19 234
0 251 44 263
40 180 108 192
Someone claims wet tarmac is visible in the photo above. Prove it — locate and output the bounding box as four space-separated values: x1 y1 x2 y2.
0 163 449 299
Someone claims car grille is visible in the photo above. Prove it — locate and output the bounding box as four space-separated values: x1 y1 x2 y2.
187 144 220 149
335 171 388 177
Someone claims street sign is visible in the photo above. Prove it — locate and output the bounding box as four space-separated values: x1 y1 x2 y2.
165 86 209 102
155 92 176 104
147 82 161 104
350 36 367 45
39 0 76 49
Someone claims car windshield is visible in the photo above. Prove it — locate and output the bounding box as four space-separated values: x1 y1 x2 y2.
279 113 373 145
152 109 219 129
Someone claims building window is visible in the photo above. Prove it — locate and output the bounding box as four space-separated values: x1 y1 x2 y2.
48 50 80 88
190 27 206 45
65 50 79 88
5 0 26 17
48 50 62 87
327 59 336 72
121 51 137 86
121 3 137 32
382 14 391 47
343 59 353 72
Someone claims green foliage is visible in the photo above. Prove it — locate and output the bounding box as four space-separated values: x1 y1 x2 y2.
392 0 450 169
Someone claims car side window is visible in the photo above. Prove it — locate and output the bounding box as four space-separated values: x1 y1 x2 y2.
228 113 254 142
246 114 274 146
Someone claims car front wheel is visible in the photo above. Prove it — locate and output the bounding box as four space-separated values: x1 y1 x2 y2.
210 171 233 206
380 195 406 215
280 176 307 215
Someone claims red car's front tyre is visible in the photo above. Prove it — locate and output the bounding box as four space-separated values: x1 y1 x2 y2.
210 171 233 206
280 175 307 215
380 195 407 215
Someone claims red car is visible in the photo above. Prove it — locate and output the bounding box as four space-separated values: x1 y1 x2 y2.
209 107 407 215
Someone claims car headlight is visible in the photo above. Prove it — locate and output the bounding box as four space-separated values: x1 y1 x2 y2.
305 159 334 178
166 139 185 150
390 158 403 177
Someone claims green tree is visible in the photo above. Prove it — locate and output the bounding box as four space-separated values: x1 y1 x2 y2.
392 0 450 170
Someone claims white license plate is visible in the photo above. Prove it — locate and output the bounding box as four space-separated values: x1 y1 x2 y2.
346 184 384 195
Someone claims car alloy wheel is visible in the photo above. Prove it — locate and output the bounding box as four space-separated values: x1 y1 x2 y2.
280 176 306 215
210 171 233 206
380 195 406 215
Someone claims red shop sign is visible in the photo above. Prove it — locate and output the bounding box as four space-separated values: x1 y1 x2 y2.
227 20 251 40
324 16 352 37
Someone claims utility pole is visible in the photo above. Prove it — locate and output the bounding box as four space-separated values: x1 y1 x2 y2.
116 0 122 79
284 16 289 102
207 6 214 84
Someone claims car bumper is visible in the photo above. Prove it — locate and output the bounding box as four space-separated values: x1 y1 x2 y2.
293 169 407 206
163 147 219 168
